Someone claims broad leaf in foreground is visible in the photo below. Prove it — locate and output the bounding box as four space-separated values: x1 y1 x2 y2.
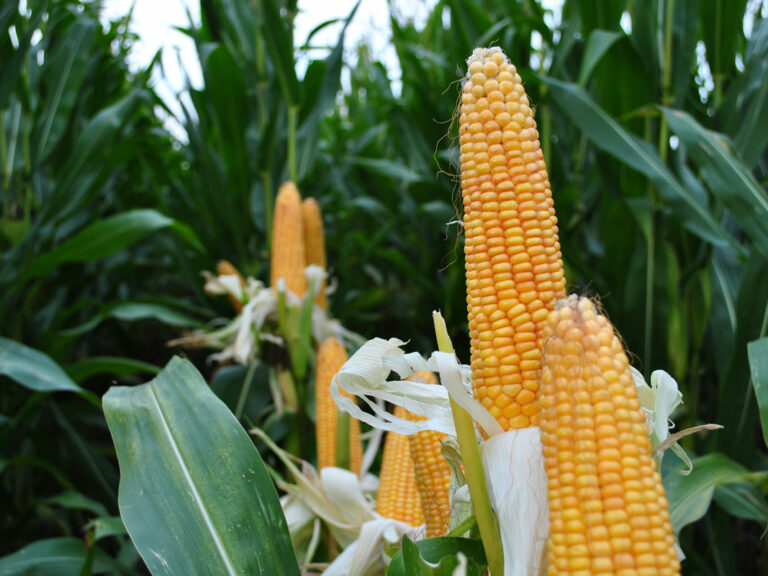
103 357 299 576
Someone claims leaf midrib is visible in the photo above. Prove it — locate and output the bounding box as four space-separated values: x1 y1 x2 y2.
148 385 238 576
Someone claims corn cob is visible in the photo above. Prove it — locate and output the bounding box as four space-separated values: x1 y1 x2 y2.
315 337 362 475
302 197 328 309
271 182 307 297
406 371 452 537
539 295 680 575
377 405 424 527
215 260 246 313
459 47 566 431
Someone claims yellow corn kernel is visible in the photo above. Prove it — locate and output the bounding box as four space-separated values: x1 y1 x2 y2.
215 260 245 313
539 296 680 575
271 182 307 297
314 337 362 475
406 371 452 537
459 47 566 431
301 197 328 309
377 405 424 527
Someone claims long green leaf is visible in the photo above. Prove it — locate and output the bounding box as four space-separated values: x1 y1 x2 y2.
66 357 160 382
662 107 768 258
543 77 737 252
714 482 768 524
63 301 201 337
0 4 46 110
41 92 141 225
34 19 97 163
0 537 136 576
663 453 765 532
296 2 359 180
748 337 768 448
22 210 175 280
579 30 622 86
0 337 82 393
103 357 299 576
261 0 300 106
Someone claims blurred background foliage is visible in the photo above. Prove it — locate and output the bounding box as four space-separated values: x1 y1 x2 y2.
1 0 767 573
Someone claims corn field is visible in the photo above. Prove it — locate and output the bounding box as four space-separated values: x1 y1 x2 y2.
1 0 767 574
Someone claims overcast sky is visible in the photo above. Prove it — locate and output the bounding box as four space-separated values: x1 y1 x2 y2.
101 1 434 114
100 0 572 138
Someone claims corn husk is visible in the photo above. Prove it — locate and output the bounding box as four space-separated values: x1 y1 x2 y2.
481 428 548 576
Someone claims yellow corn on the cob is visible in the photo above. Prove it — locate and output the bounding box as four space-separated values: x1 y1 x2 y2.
377 405 424 527
540 296 680 575
315 337 362 475
271 182 307 297
215 260 246 313
302 198 328 309
459 47 566 431
406 371 452 537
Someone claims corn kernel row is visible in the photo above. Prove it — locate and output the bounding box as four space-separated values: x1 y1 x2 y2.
539 296 679 575
459 47 566 430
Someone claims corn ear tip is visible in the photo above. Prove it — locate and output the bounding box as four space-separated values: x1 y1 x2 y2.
466 46 508 72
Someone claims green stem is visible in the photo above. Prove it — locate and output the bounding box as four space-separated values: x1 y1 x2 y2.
643 225 655 379
254 14 268 131
433 312 504 576
262 171 274 256
682 350 700 448
658 0 675 166
662 0 675 103
7 103 21 207
713 0 723 110
235 360 259 420
644 0 676 379
21 114 30 223
541 84 551 171
643 118 657 379
287 105 298 184
446 513 478 538
1 110 8 216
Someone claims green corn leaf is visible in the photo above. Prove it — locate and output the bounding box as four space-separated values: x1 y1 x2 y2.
66 357 161 383
662 107 768 259
387 536 487 576
543 77 738 253
748 337 768 448
663 452 766 532
579 30 622 86
34 19 97 163
103 357 299 576
21 210 186 281
0 537 138 576
0 337 82 393
62 302 201 338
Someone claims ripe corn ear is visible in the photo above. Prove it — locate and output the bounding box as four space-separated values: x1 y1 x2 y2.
302 198 328 309
271 182 307 297
459 47 566 430
377 405 424 527
406 371 452 537
315 337 362 475
539 295 680 575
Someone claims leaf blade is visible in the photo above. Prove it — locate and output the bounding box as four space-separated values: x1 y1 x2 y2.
103 357 299 576
0 337 82 393
543 77 737 252
748 337 768 448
